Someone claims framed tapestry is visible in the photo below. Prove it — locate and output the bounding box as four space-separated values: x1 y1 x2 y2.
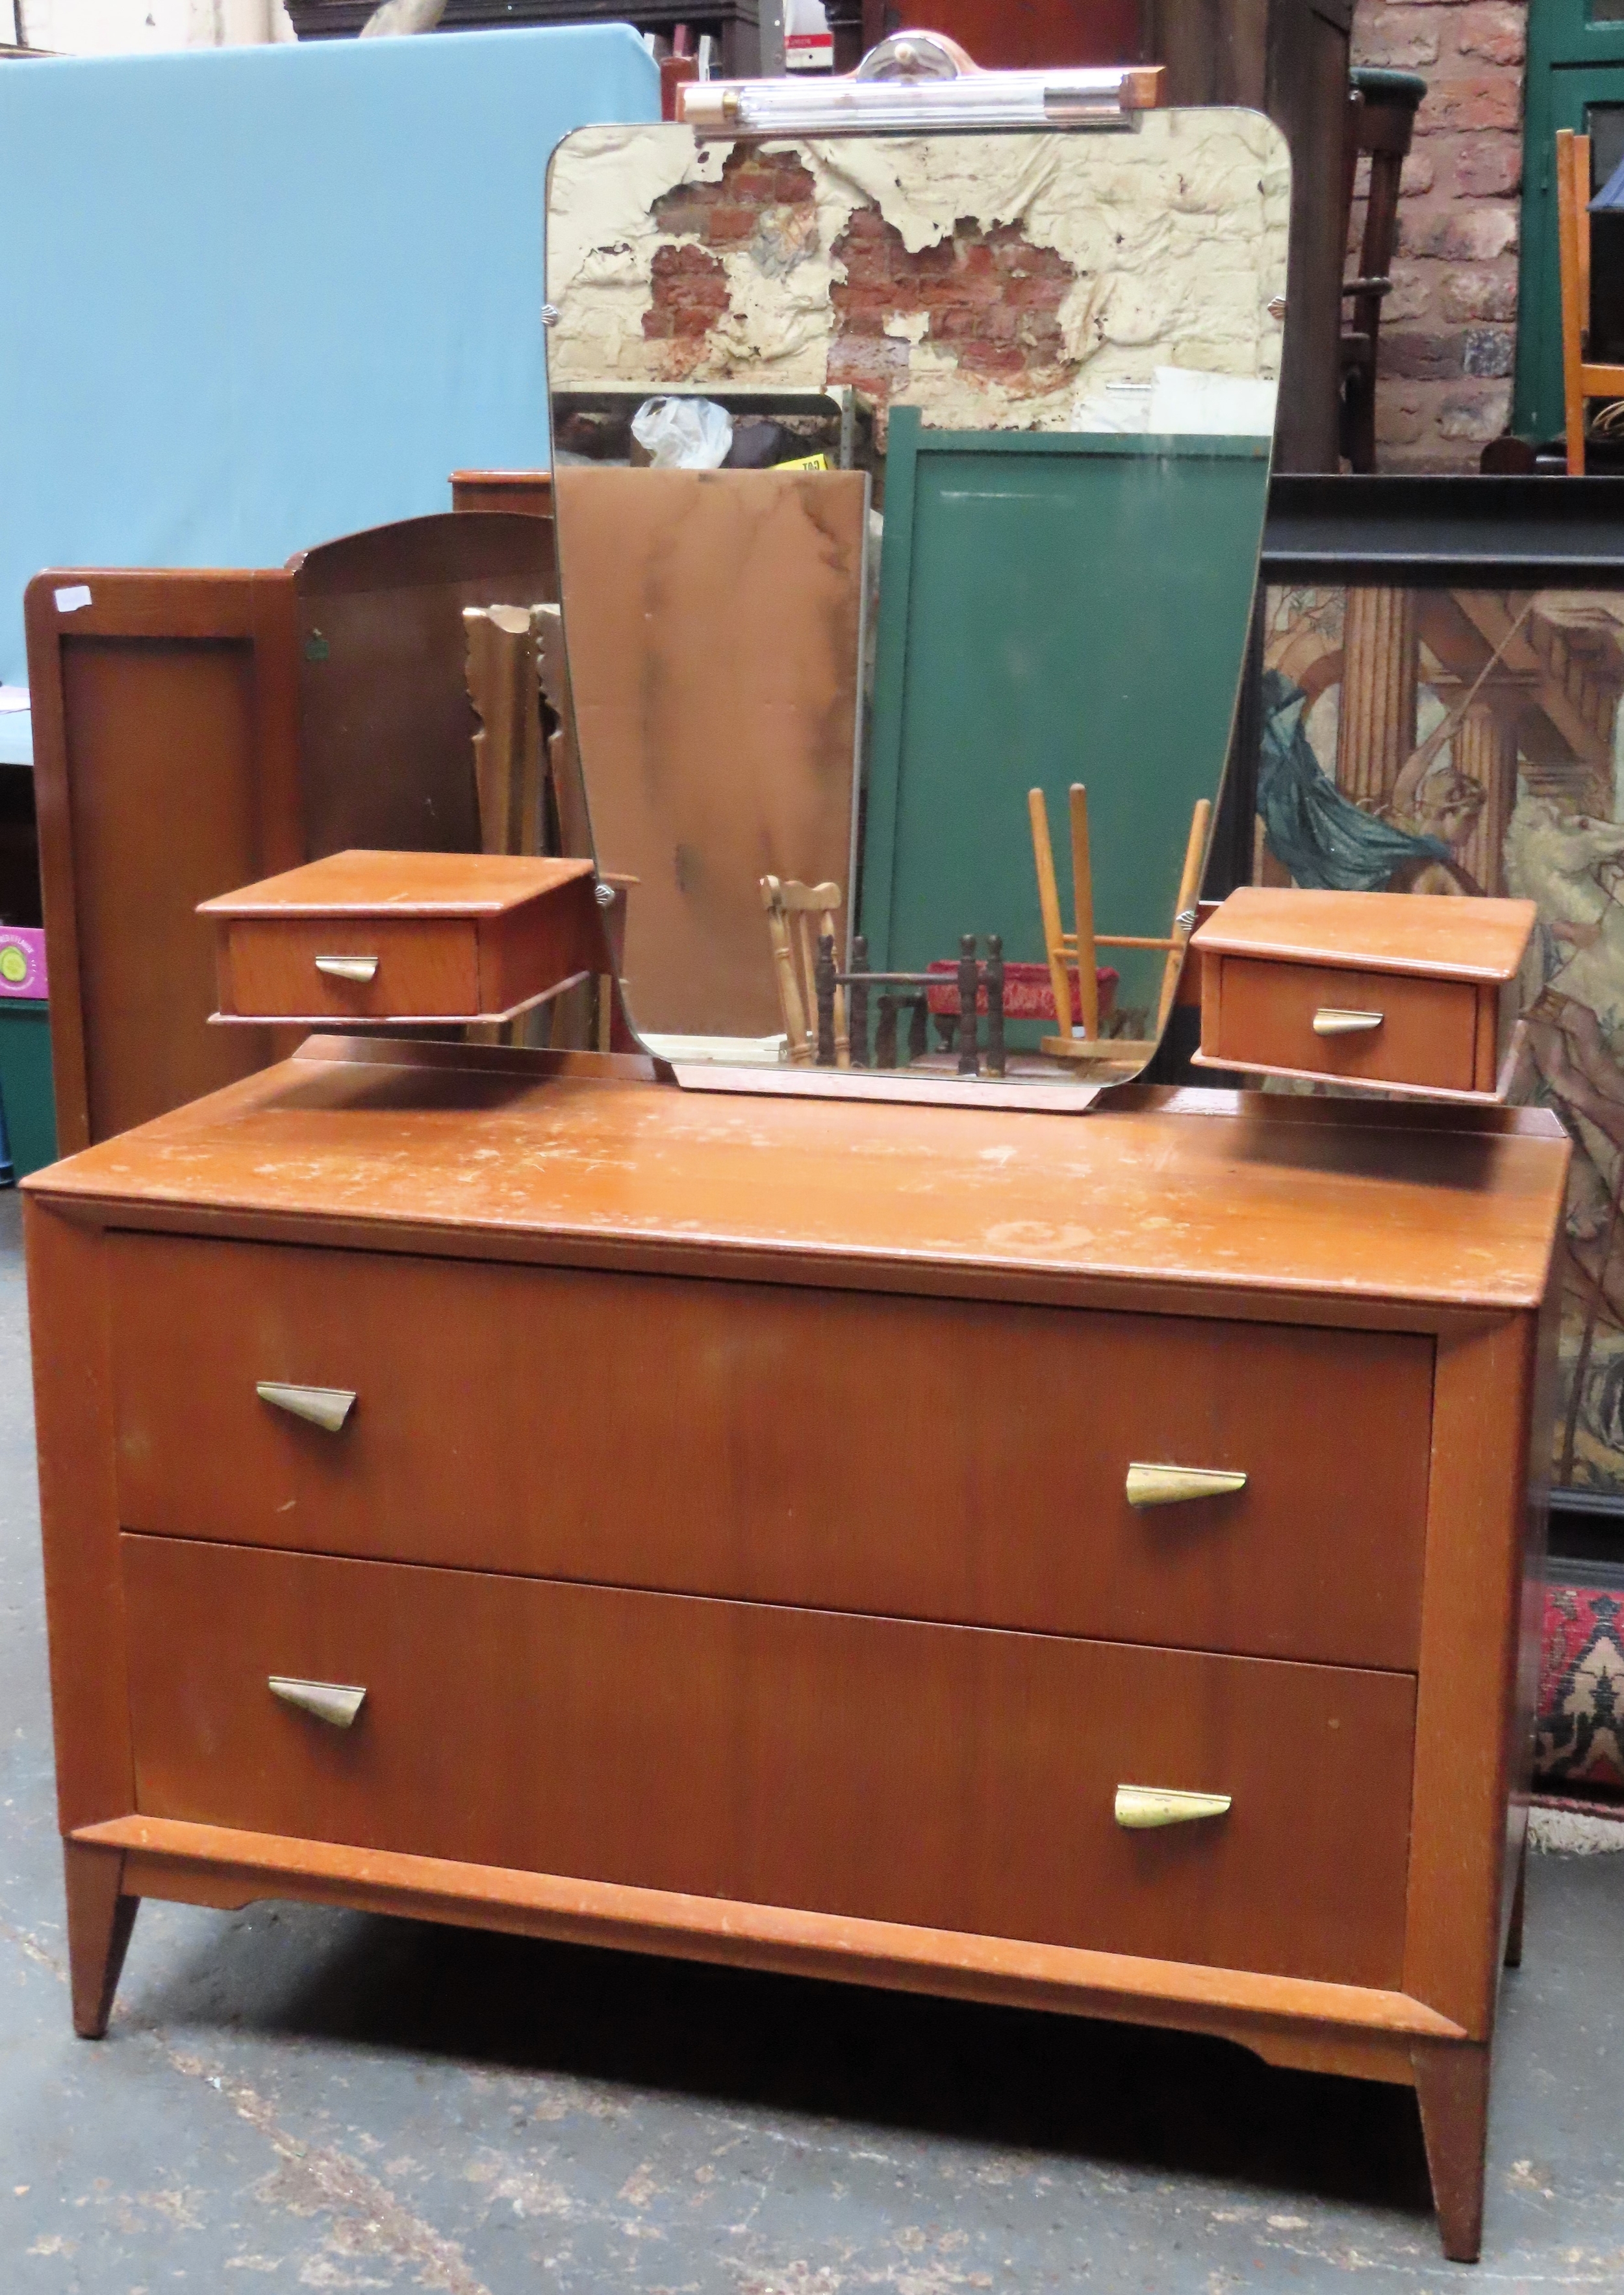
1257 478 1624 1513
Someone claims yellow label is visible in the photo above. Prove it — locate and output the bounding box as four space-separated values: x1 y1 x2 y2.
775 452 831 472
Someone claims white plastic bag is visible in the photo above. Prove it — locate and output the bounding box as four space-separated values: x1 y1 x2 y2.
631 395 735 470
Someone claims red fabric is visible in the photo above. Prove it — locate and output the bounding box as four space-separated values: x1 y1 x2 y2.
1534 1585 1624 1799
923 958 1119 1021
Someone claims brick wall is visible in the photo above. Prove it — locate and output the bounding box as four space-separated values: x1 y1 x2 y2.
1351 0 1527 470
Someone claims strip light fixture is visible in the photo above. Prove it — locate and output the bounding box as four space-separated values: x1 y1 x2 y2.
679 32 1165 138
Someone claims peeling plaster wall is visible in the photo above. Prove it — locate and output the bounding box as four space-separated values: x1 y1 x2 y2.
546 114 1289 434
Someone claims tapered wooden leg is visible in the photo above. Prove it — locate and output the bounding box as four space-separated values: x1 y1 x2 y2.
64 1840 139 2039
1505 1827 1528 1969
1412 2042 1492 2264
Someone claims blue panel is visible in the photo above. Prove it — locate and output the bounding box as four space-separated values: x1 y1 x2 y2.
0 29 658 683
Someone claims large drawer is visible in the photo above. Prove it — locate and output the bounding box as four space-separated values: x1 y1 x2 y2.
109 1234 1432 1669
122 1535 1416 1990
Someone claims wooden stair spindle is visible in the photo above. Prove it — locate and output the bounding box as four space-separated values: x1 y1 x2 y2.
1068 786 1102 1041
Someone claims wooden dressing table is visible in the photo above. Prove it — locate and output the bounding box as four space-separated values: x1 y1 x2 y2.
27 1032 1567 2263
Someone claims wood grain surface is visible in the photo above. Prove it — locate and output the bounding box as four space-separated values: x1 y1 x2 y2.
78 1814 1462 2061
1205 956 1482 1093
26 1040 1569 1316
218 916 480 1021
108 1235 1430 1669
121 1534 1417 1989
199 850 594 917
1193 888 1536 981
24 569 302 1153
553 467 867 1038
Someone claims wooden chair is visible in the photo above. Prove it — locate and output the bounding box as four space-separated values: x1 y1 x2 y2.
761 875 848 1068
1028 784 1210 1064
1558 129 1624 476
1338 67 1427 474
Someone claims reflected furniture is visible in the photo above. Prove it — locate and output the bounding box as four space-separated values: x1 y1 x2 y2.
1557 129 1624 476
1028 785 1210 1064
29 1032 1566 2264
762 875 848 1068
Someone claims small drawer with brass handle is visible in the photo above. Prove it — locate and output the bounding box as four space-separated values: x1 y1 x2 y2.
200 849 603 1025
1192 887 1535 1101
256 1381 356 1433
109 1233 1433 1671
268 1676 366 1728
1115 1784 1231 1829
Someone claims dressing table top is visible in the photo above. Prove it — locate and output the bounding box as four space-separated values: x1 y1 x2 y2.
26 1036 1569 1319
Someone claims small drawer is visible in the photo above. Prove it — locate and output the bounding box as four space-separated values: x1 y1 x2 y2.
122 1535 1417 1990
110 1233 1432 1670
218 913 482 1022
1206 955 1488 1094
199 849 600 1025
1192 886 1533 1101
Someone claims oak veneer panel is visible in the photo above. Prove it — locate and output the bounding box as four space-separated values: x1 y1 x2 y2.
24 570 302 1151
221 916 481 1022
1404 1316 1542 2040
30 1045 1571 1318
121 1535 1417 1989
25 1203 133 1834
1210 958 1480 1094
553 467 867 1038
108 1235 1430 1669
1194 888 1536 981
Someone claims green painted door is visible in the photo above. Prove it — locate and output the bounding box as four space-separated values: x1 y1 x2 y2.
1514 0 1624 439
860 410 1269 1025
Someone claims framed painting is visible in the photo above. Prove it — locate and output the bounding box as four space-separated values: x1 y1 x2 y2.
1257 477 1624 1511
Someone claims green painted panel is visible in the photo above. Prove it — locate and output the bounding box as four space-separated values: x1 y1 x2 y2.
1514 2 1624 440
0 1001 56 1179
861 411 1268 1027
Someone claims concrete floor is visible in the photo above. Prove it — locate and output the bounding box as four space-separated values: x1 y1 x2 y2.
1 1193 1621 2293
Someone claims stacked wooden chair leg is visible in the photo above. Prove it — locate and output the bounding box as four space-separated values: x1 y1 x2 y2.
1029 784 1210 1064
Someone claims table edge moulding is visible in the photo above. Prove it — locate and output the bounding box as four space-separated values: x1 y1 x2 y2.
24 1035 1569 2266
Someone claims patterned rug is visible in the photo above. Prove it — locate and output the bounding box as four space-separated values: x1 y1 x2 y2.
1535 1585 1624 1801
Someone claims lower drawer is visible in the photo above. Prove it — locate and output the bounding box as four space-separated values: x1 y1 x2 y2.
122 1535 1416 1990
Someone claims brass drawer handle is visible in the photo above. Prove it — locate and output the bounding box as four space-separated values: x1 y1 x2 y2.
1312 1007 1383 1037
1125 1463 1247 1509
314 955 379 983
256 1381 356 1433
1115 1785 1231 1830
269 1676 366 1728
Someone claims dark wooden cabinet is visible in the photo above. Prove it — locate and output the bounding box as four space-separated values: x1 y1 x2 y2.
1146 0 1353 472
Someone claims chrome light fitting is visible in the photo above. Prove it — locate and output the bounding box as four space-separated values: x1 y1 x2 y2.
679 31 1164 138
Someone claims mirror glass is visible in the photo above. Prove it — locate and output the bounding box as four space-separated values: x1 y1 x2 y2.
544 110 1288 1096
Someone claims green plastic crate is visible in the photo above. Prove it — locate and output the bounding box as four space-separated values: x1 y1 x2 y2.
0 999 57 1179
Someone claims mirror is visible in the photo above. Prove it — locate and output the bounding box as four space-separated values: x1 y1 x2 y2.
544 105 1288 1099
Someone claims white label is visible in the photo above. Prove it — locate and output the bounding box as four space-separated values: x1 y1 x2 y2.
0 685 27 714
53 584 92 613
